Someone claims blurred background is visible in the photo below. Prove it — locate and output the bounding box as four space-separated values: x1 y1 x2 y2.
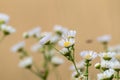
0 0 120 80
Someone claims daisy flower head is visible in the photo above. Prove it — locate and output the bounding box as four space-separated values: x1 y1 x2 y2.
0 24 16 35
100 60 111 70
11 41 25 53
60 48 70 56
19 57 33 68
97 35 111 44
97 69 115 80
65 30 76 39
31 43 43 52
23 27 41 38
50 35 60 44
53 25 68 36
39 32 52 45
51 56 64 67
95 63 101 69
80 50 97 61
58 38 75 48
99 52 115 61
0 13 9 24
110 60 120 71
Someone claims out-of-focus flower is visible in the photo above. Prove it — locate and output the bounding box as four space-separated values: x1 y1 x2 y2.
70 61 85 72
97 35 111 43
53 25 68 35
0 24 16 35
58 38 75 48
108 45 120 53
50 35 60 44
111 60 120 71
11 41 25 52
23 27 41 38
72 70 81 78
99 52 115 60
63 30 76 38
100 60 111 70
0 13 9 24
60 48 69 55
80 50 97 61
97 69 115 80
39 32 52 45
31 43 43 52
19 57 33 68
95 63 101 69
51 56 64 66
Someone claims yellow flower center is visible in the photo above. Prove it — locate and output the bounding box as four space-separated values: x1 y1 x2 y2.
64 41 71 47
85 54 91 60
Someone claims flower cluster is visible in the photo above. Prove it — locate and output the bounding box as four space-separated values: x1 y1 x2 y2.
10 23 120 80
0 13 16 40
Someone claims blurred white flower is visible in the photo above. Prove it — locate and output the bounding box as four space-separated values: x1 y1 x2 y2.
23 27 41 38
0 13 9 24
19 57 33 68
51 56 64 66
100 60 111 69
60 48 69 55
11 41 25 52
70 61 85 71
0 24 16 35
111 60 120 71
63 30 76 38
39 32 52 45
50 35 60 43
80 50 97 61
31 43 43 52
97 69 115 80
97 35 111 43
53 25 68 35
99 52 115 60
108 45 120 53
58 38 75 47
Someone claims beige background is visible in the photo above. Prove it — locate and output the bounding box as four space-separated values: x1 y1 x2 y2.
0 0 120 80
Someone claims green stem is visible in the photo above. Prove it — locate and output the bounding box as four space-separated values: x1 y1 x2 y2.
116 71 119 80
85 61 89 80
72 59 80 76
29 68 43 78
103 43 108 52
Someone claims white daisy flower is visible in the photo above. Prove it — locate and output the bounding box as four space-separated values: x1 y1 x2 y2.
63 30 76 38
80 50 97 61
11 41 25 52
19 57 33 68
97 35 111 43
99 52 115 60
0 24 16 35
60 48 70 56
111 60 120 71
53 25 68 35
51 56 64 66
0 13 9 24
50 35 60 43
100 60 111 69
39 32 52 45
23 27 41 38
58 38 75 47
31 43 43 52
97 69 115 80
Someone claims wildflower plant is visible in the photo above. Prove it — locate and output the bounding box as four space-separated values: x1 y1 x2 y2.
0 13 16 42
